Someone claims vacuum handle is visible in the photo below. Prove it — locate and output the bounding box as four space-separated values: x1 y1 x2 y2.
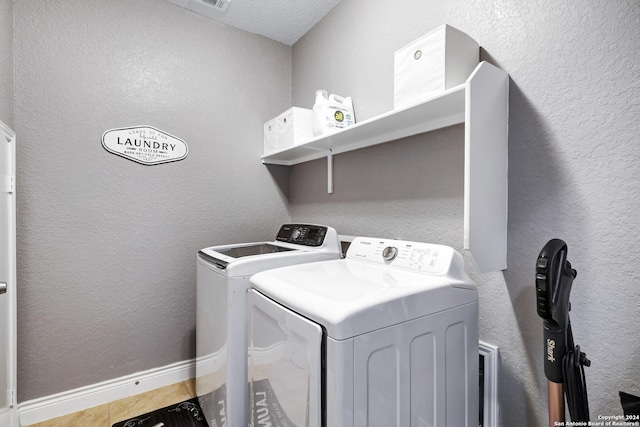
536 239 576 327
537 238 577 384
544 326 567 383
536 240 567 319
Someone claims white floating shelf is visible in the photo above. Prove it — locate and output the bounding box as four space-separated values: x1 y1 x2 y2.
262 61 509 272
262 84 466 166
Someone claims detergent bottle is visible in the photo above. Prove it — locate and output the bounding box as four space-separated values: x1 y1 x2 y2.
312 90 355 136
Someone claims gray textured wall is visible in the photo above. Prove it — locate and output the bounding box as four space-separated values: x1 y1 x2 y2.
291 0 640 425
14 0 291 401
0 0 12 127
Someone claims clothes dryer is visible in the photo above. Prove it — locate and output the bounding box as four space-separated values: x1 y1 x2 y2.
196 224 341 427
248 237 479 427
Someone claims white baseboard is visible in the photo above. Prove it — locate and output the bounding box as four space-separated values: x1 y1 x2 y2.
18 359 195 426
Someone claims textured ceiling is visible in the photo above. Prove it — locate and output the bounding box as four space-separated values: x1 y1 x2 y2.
165 0 341 45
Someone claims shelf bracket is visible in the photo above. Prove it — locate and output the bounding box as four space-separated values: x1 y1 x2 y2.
326 149 333 194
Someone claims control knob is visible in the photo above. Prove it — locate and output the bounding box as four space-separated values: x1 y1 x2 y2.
382 246 398 262
291 229 302 240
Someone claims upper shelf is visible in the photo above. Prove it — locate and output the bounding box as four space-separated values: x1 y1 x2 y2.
262 83 466 166
262 61 509 273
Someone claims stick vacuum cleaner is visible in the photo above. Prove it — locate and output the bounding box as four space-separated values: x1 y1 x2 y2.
536 239 591 425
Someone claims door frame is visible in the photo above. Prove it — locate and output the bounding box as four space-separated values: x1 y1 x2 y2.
1 120 18 427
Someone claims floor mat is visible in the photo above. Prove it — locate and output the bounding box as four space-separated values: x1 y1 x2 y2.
112 397 209 427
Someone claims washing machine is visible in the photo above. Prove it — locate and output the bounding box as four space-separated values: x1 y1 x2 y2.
248 237 479 427
196 224 341 427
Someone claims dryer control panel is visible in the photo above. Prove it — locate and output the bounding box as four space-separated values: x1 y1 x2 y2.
276 224 328 247
346 237 458 275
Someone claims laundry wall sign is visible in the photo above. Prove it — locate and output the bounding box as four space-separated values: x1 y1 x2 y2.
102 126 188 165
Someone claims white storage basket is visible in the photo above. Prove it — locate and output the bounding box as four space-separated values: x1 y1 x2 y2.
394 24 479 109
263 107 313 156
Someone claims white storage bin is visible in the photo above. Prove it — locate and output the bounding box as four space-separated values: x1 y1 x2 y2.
277 107 313 149
394 24 479 109
263 108 313 156
263 117 279 156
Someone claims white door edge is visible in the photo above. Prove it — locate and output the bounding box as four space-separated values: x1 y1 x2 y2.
1 120 18 427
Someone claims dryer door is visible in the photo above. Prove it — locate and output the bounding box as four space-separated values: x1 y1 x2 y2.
249 290 322 427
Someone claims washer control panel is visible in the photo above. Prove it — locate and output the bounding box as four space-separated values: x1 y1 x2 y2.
347 237 457 275
276 224 328 247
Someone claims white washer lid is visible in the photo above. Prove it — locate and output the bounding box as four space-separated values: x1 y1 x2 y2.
197 226 341 276
250 237 478 340
199 242 299 276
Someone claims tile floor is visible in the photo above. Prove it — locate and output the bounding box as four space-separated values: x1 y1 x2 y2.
24 379 197 427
